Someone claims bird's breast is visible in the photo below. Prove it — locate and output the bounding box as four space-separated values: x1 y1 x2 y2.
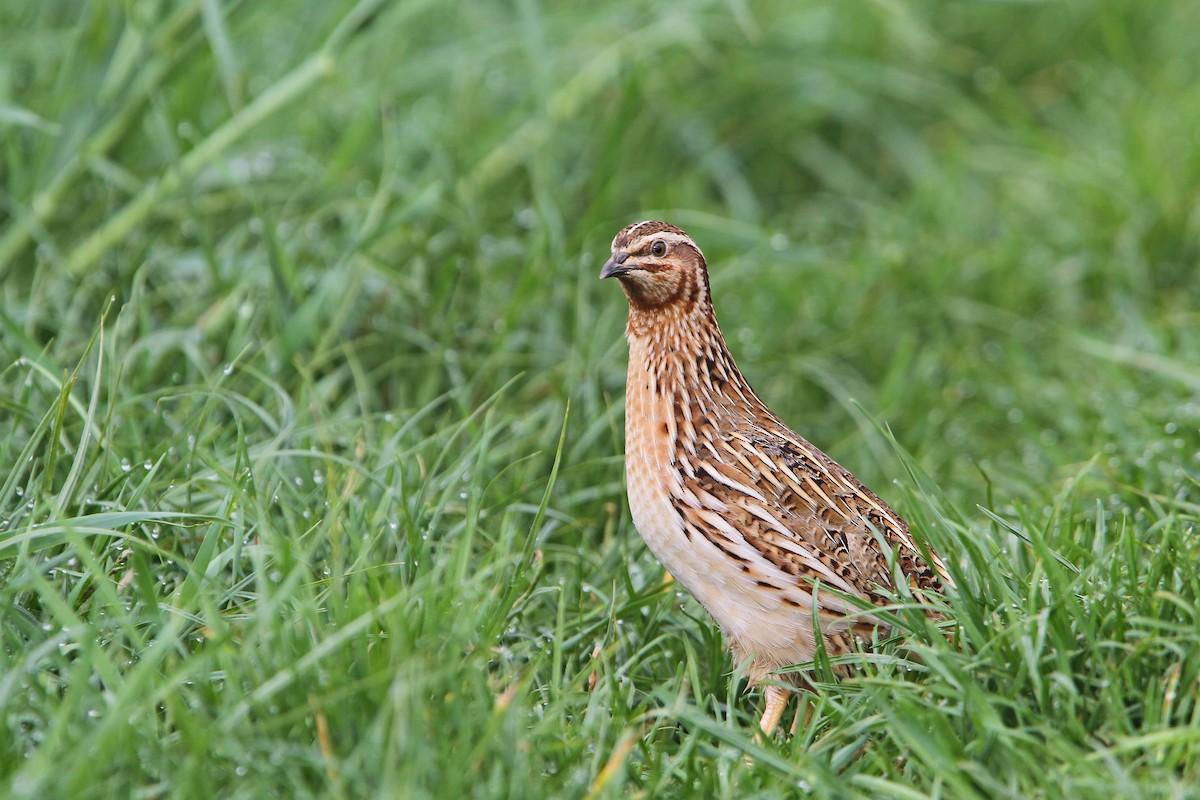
622 337 811 653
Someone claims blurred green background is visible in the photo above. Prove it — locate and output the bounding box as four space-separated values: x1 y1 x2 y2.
2 1 1200 797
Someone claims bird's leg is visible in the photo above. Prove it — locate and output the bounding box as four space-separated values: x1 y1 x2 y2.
759 684 790 736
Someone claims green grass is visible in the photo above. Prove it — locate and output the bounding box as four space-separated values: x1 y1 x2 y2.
3 0 1200 797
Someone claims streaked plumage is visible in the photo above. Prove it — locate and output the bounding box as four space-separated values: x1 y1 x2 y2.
601 220 950 734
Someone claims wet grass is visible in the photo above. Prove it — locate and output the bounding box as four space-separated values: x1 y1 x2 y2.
2 0 1200 797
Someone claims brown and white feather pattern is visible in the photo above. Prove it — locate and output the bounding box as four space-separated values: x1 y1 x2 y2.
606 220 949 688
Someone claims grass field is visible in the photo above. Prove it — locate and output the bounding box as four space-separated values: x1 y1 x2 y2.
3 1 1200 797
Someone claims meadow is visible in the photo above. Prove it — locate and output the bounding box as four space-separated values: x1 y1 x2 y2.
2 1 1200 797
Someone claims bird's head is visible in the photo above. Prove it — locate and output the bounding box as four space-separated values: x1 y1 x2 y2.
601 220 710 313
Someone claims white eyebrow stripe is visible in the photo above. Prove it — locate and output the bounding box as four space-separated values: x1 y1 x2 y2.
634 231 693 248
626 231 706 265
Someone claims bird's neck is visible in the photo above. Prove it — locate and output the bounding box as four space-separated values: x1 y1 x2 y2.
625 301 760 413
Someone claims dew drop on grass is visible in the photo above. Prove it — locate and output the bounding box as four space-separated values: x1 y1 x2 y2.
120 459 132 473
144 460 152 470
312 470 325 485
516 207 537 228
14 487 22 497
222 363 233 376
1164 421 1178 434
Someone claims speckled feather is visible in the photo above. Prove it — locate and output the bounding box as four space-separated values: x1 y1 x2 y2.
604 220 950 715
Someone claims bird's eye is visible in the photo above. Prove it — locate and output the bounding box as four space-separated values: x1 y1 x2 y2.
650 240 667 257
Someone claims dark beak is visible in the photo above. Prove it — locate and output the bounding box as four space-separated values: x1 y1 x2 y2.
600 251 631 279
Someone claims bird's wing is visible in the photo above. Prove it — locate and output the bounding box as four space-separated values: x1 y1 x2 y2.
749 424 950 600
673 420 948 621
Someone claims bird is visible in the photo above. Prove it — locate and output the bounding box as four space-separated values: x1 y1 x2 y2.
600 220 951 735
